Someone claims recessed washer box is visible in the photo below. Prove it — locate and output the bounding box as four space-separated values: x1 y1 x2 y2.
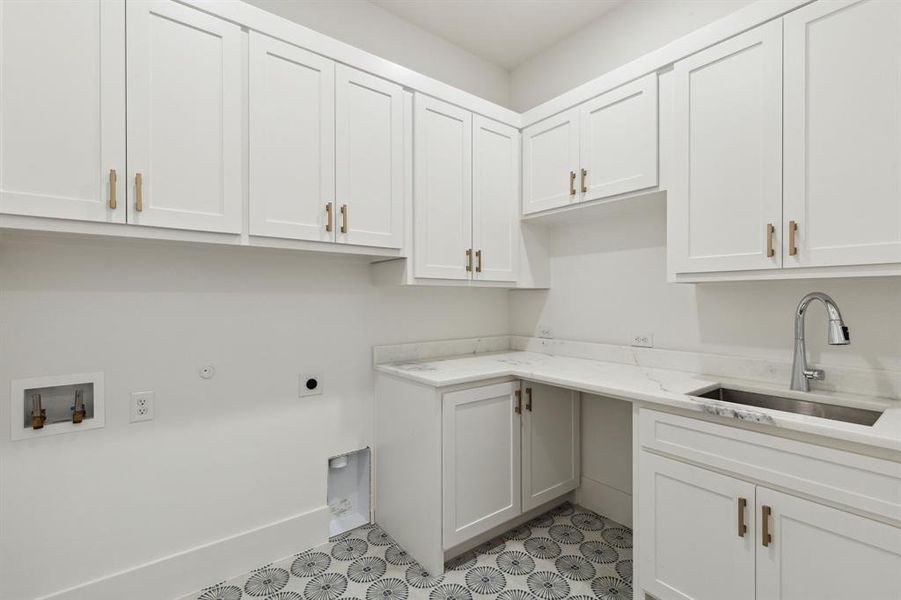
10 372 105 441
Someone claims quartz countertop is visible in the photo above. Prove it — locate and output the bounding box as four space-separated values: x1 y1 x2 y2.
375 350 901 454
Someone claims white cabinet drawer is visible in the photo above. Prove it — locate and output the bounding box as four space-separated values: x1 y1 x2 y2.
639 408 901 522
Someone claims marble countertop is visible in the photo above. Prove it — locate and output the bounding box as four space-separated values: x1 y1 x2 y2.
376 350 901 454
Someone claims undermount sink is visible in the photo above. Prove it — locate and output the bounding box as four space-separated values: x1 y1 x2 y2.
693 387 883 427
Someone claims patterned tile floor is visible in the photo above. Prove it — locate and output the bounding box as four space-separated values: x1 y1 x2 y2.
185 502 633 600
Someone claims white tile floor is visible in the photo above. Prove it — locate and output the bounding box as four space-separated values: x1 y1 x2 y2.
185 502 633 600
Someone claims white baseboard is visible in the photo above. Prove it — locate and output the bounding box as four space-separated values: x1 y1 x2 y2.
578 476 632 528
37 506 331 600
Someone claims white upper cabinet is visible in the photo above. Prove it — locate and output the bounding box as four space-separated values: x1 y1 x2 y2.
521 383 580 512
413 94 472 280
670 21 783 274
783 0 901 268
756 486 901 600
522 107 580 215
249 33 335 242
580 73 658 203
0 0 125 223
335 65 404 249
127 0 242 233
442 382 521 549
472 116 520 282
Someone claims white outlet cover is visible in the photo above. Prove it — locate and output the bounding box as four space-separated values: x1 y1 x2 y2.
131 391 155 423
538 326 554 339
299 373 323 397
631 333 654 348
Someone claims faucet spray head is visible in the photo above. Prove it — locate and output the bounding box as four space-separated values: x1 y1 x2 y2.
828 320 850 345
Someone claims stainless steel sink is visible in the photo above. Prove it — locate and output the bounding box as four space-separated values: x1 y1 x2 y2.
693 387 883 426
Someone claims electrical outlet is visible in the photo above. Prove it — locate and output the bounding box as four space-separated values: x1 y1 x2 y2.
631 333 654 348
131 391 155 423
538 325 554 339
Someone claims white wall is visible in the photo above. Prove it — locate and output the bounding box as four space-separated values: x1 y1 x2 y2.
510 0 754 111
510 205 901 373
0 237 509 600
243 0 511 107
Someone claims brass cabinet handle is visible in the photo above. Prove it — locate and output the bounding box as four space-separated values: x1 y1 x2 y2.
788 220 798 256
109 169 117 209
465 248 473 272
737 497 748 537
325 202 333 232
135 172 143 212
340 204 348 234
525 387 532 411
761 505 773 547
475 249 482 273
580 168 587 193
514 389 522 414
766 223 775 258
569 171 576 196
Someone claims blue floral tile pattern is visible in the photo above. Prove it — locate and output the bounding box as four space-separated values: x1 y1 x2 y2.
183 502 632 600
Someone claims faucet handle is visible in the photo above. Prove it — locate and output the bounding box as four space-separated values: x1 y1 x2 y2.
803 368 825 381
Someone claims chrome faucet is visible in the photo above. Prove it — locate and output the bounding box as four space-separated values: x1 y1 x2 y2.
791 292 850 392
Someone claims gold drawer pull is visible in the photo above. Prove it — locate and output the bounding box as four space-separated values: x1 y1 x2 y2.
340 204 348 234
109 169 117 209
580 168 587 193
325 202 333 232
135 172 143 212
762 505 773 547
465 248 473 272
766 223 775 258
569 171 576 196
475 249 482 273
514 389 522 414
525 387 532 411
788 220 798 256
737 497 747 537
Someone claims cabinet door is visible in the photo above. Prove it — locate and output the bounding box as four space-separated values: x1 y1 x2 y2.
756 487 901 600
472 115 519 282
521 383 580 512
784 0 901 268
522 107 579 215
670 21 783 274
413 94 472 280
127 0 242 233
335 65 403 248
249 33 335 242
639 452 756 600
580 73 658 203
0 0 125 222
443 382 521 548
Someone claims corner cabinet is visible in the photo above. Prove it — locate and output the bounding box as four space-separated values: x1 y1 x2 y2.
638 409 901 600
374 375 579 575
413 94 520 283
522 73 658 217
669 0 901 280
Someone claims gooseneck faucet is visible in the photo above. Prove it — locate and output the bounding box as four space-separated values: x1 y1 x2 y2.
791 292 850 392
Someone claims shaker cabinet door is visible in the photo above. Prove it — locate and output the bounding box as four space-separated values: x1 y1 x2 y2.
127 0 243 233
783 0 901 268
0 0 125 223
522 107 580 215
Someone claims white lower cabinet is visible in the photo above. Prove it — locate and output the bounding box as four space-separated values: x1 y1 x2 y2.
442 382 522 548
639 410 901 600
442 381 580 549
522 383 580 511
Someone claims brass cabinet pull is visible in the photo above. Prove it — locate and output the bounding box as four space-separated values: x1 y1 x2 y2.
766 223 775 258
134 172 143 212
340 204 348 234
580 168 587 193
737 497 748 537
475 249 482 273
525 387 532 411
109 169 117 209
325 202 334 232
465 248 473 272
788 220 798 256
514 389 522 414
761 505 773 547
569 171 576 196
